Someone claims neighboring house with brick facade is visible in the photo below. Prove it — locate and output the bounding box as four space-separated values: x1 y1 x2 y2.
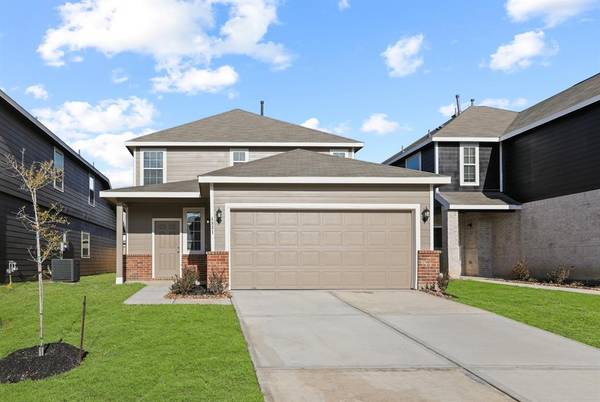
384 72 600 281
0 89 116 282
101 109 450 288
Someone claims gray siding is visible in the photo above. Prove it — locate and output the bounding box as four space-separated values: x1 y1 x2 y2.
134 146 334 184
390 143 435 173
504 102 600 203
437 142 500 192
0 97 116 281
212 184 433 252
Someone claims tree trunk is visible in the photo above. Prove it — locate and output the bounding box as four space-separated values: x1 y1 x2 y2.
33 193 44 357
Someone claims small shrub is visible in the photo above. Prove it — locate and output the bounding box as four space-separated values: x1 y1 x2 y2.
437 272 449 292
511 259 530 281
207 270 228 295
546 266 571 285
170 270 199 295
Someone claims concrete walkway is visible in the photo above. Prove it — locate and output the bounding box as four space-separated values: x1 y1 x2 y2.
233 290 600 402
123 282 231 305
461 276 600 295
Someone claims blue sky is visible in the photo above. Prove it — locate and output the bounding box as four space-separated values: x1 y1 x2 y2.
1 0 600 187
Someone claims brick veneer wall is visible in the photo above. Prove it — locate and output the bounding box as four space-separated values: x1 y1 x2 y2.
123 254 152 281
182 254 208 282
207 251 229 289
417 250 441 288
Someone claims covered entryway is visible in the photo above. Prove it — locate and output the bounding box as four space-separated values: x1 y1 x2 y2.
229 209 415 289
153 219 181 279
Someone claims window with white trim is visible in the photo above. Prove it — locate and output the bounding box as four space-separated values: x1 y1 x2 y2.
405 152 421 170
88 173 95 206
81 232 90 258
183 208 205 253
230 148 249 165
460 143 479 186
142 149 165 185
53 148 64 191
329 149 350 158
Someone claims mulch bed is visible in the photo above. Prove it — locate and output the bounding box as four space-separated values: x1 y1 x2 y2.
166 291 231 300
0 342 85 384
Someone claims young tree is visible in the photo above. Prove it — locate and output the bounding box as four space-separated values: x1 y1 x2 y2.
3 150 68 356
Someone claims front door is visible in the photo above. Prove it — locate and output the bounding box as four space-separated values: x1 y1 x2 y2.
153 220 181 279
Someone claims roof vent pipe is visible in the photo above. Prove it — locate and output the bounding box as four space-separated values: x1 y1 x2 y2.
260 100 264 116
455 94 461 115
470 98 475 107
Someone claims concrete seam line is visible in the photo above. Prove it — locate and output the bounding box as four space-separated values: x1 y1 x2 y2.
328 291 522 402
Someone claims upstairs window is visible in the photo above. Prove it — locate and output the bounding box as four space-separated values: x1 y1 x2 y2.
230 149 249 165
405 152 421 170
88 173 95 206
460 143 479 186
53 148 64 191
143 149 165 185
81 232 90 258
330 149 351 158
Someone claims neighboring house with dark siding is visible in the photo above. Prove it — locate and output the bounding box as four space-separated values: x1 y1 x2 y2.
0 89 116 282
384 72 600 280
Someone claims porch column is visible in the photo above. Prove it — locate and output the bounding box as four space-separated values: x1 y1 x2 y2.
442 207 461 278
115 202 124 284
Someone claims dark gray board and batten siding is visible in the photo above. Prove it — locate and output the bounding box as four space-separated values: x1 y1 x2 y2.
0 96 116 281
391 142 436 173
503 102 600 203
437 142 500 192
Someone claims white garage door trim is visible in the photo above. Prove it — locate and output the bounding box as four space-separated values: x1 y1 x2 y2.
224 203 421 289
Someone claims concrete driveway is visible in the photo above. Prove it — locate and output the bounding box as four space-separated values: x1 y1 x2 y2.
233 290 600 402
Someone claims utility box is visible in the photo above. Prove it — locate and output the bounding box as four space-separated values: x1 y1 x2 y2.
51 259 80 282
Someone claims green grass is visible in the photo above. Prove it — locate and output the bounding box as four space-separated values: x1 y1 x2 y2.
447 280 600 348
0 274 262 401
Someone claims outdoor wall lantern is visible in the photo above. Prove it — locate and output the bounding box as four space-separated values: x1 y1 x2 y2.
421 207 430 223
216 208 223 224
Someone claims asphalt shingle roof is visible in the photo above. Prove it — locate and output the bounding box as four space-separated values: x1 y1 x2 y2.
201 149 444 178
437 191 520 207
129 109 362 145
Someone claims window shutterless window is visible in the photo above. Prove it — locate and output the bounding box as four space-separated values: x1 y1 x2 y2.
230 149 249 165
460 143 479 186
81 232 90 258
53 148 64 191
183 208 205 254
88 173 95 206
329 149 350 158
405 152 422 171
143 150 165 185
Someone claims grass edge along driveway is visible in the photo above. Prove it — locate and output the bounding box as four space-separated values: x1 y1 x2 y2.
447 279 600 349
0 274 263 402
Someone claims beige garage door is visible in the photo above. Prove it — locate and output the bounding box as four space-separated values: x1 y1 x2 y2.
230 210 414 289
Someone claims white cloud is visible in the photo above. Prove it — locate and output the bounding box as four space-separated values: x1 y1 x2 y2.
37 0 291 94
33 96 156 141
301 117 350 134
489 30 558 72
479 97 528 109
360 113 399 135
338 0 350 10
382 34 424 77
111 68 129 84
506 0 597 27
151 65 239 94
25 84 49 100
438 102 461 118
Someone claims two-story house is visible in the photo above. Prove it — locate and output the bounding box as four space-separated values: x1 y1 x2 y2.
0 89 115 282
384 72 600 281
101 109 450 289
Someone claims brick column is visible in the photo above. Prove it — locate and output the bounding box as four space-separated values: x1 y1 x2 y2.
442 208 462 278
417 250 441 288
207 251 229 289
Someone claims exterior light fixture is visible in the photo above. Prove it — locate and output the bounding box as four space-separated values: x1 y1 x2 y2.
421 207 430 223
216 208 223 224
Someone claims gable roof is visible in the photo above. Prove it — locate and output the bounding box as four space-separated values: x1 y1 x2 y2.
125 109 363 150
0 89 111 187
199 149 450 184
384 71 600 165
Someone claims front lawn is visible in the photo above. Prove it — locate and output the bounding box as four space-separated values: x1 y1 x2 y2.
0 274 262 401
447 280 600 348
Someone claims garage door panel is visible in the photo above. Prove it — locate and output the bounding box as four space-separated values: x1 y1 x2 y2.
230 209 413 289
